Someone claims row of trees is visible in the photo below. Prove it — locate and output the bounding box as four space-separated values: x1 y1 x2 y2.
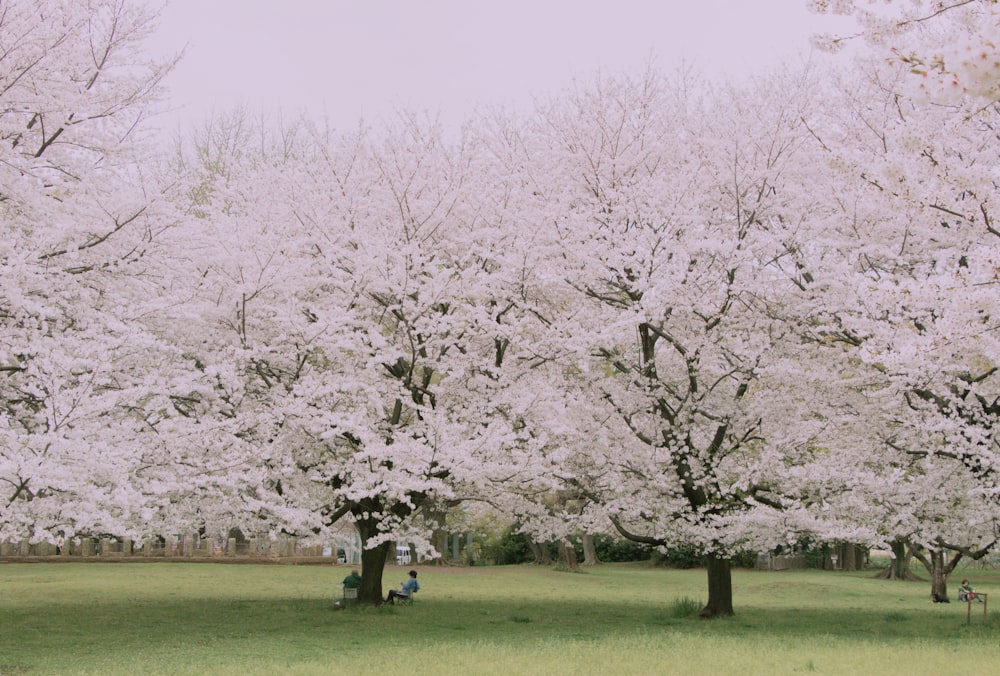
2 0 999 615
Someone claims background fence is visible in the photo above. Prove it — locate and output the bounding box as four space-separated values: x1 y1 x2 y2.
0 532 363 563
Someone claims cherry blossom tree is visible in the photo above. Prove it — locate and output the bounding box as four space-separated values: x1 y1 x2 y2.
0 0 178 544
162 108 562 602
810 0 1000 104
808 7 1000 596
815 386 998 593
508 68 857 617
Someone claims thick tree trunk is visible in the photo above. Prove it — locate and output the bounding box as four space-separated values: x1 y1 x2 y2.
700 554 734 618
558 539 579 571
929 549 950 602
581 533 600 566
840 543 857 571
358 542 392 604
355 519 392 604
912 545 966 601
889 539 909 579
873 539 921 581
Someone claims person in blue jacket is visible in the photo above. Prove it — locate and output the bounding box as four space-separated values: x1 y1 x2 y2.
386 569 419 604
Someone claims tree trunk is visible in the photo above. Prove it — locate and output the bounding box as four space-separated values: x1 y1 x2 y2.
528 538 552 565
820 544 834 570
355 518 392 604
700 554 734 618
873 539 920 581
558 539 579 571
833 543 867 571
424 505 449 565
358 541 392 604
581 533 600 566
855 544 869 570
841 543 857 571
889 539 909 579
911 544 967 601
929 548 950 602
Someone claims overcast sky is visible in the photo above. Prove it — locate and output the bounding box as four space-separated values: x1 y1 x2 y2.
146 0 853 134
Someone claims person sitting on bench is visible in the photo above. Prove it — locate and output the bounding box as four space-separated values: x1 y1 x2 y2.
334 569 362 609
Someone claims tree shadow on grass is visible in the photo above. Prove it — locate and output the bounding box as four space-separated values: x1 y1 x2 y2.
4 593 995 668
4 595 1000 650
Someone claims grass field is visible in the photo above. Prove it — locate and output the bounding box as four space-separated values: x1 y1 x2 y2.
2 561 999 675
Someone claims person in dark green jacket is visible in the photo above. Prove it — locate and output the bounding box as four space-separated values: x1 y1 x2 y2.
342 570 361 590
335 569 362 608
959 579 983 603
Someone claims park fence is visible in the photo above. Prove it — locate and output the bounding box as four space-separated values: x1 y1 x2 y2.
755 553 808 570
0 532 363 563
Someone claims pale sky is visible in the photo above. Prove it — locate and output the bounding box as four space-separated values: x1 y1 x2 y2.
146 0 853 133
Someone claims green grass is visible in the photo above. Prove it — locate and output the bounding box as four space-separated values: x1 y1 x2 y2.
1 562 999 674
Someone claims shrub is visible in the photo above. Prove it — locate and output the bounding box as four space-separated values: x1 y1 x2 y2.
731 550 758 569
651 547 704 569
648 547 757 569
477 527 533 565
592 534 652 562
